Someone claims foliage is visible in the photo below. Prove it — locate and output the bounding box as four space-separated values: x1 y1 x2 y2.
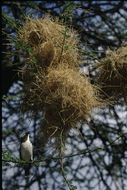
2 1 127 190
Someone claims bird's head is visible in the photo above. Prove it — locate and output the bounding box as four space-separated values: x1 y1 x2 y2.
21 133 29 143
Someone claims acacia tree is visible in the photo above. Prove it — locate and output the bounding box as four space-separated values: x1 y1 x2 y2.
2 1 127 190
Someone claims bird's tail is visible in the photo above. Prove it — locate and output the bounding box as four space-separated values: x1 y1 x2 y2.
24 164 31 178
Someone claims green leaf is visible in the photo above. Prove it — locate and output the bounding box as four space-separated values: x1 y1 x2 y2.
65 34 70 38
64 45 69 50
3 129 14 135
2 150 13 160
34 161 40 166
2 95 8 103
29 72 35 77
2 161 11 167
71 185 78 190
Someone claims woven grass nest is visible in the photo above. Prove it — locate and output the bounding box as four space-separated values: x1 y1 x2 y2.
18 15 102 144
97 46 127 98
18 15 80 69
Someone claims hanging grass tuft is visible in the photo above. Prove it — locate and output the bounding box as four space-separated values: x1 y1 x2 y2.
18 15 103 145
96 46 127 98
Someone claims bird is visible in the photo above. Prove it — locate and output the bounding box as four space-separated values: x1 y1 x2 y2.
20 132 33 177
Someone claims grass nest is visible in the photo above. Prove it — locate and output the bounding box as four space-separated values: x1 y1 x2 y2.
96 46 127 98
18 15 102 144
18 15 81 70
21 64 102 143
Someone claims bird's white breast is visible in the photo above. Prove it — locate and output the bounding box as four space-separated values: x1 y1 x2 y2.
21 140 33 161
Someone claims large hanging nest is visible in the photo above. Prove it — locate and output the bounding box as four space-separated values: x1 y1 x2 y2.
96 46 127 98
18 15 102 144
18 15 81 69
23 64 101 143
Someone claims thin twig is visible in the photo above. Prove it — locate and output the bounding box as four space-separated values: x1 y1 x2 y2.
2 132 127 164
60 129 73 190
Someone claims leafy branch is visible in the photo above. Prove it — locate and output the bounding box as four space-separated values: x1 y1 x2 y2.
2 132 127 165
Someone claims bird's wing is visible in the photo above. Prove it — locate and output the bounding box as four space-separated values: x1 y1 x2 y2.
19 145 22 160
31 144 33 161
